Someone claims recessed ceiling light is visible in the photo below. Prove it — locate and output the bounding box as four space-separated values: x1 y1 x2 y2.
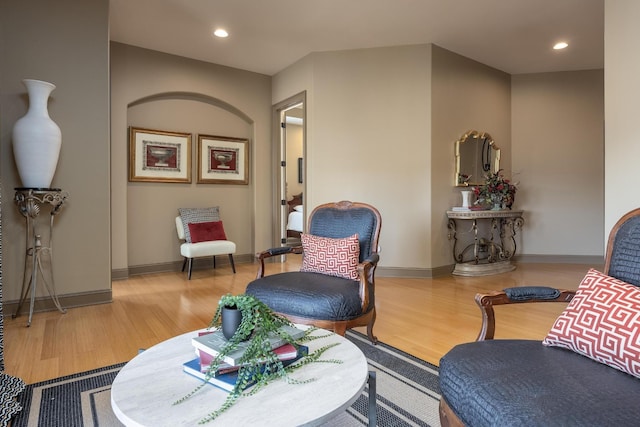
213 29 229 38
553 42 568 50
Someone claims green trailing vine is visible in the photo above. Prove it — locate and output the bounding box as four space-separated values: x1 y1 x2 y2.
174 293 342 424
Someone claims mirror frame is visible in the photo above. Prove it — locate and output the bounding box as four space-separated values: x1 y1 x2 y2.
454 130 501 187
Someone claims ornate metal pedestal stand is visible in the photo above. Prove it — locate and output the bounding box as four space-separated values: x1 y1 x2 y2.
12 188 69 326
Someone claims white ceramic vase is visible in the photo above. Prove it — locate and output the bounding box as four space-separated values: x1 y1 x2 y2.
461 190 473 209
12 79 62 188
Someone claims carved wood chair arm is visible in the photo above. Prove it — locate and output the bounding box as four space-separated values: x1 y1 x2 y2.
357 264 371 312
475 287 576 341
356 257 379 313
255 245 303 278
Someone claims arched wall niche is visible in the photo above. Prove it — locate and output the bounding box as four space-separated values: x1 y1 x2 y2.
125 91 255 271
128 91 254 124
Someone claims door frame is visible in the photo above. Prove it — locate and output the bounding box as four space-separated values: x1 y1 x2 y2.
272 91 306 249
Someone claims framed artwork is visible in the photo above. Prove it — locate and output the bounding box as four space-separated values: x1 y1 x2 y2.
197 135 249 185
129 127 191 183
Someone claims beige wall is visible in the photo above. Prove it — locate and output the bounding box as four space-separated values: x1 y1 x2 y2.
274 44 604 272
431 46 512 267
110 43 272 274
126 100 252 267
275 45 433 272
513 70 604 257
274 44 512 272
604 0 640 235
0 0 111 303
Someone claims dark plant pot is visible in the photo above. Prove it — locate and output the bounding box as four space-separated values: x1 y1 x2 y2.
221 306 244 340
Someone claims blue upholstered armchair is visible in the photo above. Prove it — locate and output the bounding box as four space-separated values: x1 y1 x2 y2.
439 207 640 426
245 201 381 343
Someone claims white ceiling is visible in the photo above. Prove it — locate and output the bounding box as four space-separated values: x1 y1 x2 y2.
109 0 604 76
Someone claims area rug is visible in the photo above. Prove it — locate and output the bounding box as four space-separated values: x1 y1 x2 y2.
11 331 441 426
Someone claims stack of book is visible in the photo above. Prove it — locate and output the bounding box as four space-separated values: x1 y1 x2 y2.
183 324 307 392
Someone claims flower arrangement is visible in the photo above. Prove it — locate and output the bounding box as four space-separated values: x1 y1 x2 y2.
473 169 517 209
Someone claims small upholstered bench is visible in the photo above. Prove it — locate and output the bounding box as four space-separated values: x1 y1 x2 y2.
439 207 640 427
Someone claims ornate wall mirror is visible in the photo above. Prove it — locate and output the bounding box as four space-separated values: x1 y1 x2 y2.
454 130 500 186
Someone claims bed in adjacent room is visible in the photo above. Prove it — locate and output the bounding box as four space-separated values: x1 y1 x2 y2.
286 193 303 238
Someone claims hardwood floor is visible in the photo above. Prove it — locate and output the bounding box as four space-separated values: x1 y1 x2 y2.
3 257 597 384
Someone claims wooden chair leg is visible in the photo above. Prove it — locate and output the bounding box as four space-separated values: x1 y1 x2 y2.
229 254 236 273
367 310 378 344
213 255 216 269
334 323 347 336
181 257 187 272
187 258 193 280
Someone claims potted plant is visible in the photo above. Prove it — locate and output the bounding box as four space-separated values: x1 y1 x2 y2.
175 293 341 423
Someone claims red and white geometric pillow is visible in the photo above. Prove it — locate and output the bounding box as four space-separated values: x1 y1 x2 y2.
300 233 360 281
543 268 640 378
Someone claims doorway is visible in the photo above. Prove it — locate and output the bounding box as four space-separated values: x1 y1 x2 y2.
273 92 306 248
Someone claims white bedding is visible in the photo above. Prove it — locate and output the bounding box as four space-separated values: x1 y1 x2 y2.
286 210 303 232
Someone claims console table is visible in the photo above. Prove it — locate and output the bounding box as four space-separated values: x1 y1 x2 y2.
12 188 68 326
446 209 524 276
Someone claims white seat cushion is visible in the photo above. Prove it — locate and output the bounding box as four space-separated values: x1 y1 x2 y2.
180 240 236 258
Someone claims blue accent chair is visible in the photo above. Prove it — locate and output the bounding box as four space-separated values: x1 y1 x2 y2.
245 201 381 343
439 207 640 426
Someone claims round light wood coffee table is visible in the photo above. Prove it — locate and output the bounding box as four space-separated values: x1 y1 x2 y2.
111 327 368 426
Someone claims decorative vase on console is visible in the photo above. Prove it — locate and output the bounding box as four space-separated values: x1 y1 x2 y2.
461 190 473 210
12 79 62 188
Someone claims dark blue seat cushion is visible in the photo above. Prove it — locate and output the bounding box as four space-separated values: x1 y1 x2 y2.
245 271 372 321
439 340 640 426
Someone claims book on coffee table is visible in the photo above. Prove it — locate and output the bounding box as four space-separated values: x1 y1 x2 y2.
183 358 241 392
197 343 305 374
183 345 308 392
192 324 306 366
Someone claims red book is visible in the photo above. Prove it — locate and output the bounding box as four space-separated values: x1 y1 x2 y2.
199 342 301 373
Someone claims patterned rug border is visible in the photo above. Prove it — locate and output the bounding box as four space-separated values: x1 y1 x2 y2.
347 330 440 371
21 362 127 388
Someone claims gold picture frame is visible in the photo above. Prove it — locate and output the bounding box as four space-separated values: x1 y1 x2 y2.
197 135 249 185
129 127 191 183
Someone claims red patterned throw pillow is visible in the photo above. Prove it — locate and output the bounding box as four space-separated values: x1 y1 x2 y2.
300 233 360 281
187 221 227 243
542 268 640 378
